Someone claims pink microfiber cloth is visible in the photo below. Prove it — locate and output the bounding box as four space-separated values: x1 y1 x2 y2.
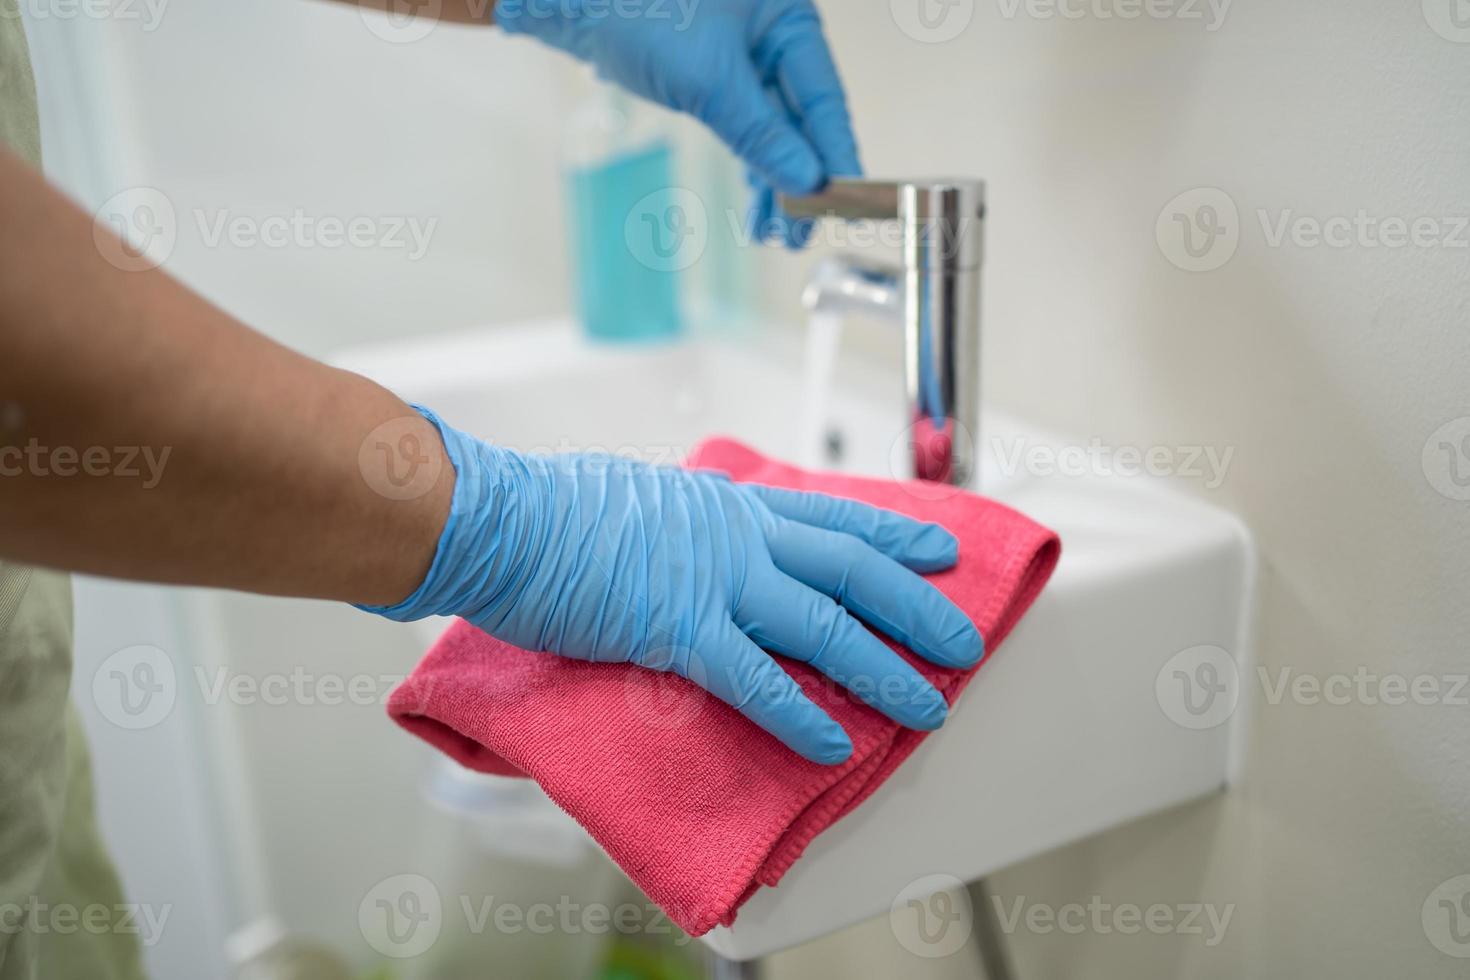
387 438 1060 936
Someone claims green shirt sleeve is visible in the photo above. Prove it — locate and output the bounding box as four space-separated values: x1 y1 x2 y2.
0 0 41 169
0 12 149 979
0 566 148 980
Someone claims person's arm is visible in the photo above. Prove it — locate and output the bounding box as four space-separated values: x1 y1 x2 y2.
344 0 494 25
0 148 450 606
1 147 982 763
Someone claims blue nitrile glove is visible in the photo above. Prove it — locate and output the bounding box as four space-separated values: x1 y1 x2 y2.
363 409 985 766
495 0 861 247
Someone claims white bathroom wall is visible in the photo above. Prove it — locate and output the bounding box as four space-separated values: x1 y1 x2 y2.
42 0 583 357
22 0 1470 977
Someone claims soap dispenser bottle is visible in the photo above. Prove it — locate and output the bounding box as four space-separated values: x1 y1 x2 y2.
564 81 684 343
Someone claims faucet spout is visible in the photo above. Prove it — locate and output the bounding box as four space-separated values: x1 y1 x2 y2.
780 178 986 488
799 256 902 321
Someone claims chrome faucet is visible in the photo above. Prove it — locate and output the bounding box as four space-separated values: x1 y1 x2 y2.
779 178 985 487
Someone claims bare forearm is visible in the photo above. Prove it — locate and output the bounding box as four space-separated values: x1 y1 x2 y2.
0 149 451 606
337 0 495 25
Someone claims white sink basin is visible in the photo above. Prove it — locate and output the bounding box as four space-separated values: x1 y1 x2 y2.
333 318 1254 961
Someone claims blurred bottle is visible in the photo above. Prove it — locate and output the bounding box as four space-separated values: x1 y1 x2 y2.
565 82 684 343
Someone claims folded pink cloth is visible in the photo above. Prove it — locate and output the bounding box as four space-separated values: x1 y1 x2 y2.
388 438 1061 936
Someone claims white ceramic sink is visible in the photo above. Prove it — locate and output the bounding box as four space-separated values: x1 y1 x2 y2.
333 318 1254 962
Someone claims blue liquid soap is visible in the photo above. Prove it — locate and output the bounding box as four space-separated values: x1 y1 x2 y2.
567 141 684 343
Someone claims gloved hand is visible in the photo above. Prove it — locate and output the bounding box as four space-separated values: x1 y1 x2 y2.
364 409 985 765
494 0 861 246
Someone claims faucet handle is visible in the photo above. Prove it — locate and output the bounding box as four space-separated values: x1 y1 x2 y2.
779 179 903 222
780 178 985 270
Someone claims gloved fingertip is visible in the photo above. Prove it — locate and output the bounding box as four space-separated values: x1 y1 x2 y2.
761 139 825 198
900 523 960 573
925 524 961 565
808 722 854 765
816 145 864 184
908 684 950 731
945 625 985 670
